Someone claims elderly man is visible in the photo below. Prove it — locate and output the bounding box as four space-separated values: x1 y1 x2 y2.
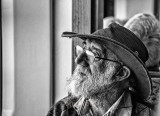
47 23 153 116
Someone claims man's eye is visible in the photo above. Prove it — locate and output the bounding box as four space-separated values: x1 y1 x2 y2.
94 54 99 57
94 57 100 61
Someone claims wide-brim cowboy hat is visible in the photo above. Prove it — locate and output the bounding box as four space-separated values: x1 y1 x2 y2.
62 23 152 100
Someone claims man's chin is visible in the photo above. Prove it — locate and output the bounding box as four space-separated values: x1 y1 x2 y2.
68 83 98 98
66 79 83 97
67 69 109 98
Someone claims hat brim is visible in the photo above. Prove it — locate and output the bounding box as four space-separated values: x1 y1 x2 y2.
62 32 152 100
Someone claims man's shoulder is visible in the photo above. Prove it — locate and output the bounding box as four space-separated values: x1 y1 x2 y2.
131 92 156 116
134 101 154 116
46 96 78 116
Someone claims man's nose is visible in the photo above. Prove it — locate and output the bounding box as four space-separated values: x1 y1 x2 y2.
75 52 89 67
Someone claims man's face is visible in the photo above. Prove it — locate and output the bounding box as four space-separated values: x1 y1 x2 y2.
66 39 119 98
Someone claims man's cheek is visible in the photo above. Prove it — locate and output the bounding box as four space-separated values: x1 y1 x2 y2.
99 62 107 73
91 62 106 74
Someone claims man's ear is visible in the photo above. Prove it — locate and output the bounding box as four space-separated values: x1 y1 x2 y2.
115 66 130 82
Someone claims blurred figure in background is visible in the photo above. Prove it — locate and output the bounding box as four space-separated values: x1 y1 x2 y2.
124 13 160 114
103 16 127 28
124 13 160 71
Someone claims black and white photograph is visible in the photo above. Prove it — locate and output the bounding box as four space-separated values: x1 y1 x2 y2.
1 0 160 116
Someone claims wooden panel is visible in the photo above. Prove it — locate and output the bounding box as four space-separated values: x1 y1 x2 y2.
72 0 91 71
72 0 91 33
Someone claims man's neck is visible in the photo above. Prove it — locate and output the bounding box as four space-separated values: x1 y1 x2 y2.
88 82 128 116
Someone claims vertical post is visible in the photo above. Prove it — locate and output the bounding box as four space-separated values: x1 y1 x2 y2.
2 0 14 115
50 0 55 106
0 0 2 115
91 0 104 32
154 0 160 20
104 0 114 18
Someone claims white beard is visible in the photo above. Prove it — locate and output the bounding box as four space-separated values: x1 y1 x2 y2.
66 63 116 98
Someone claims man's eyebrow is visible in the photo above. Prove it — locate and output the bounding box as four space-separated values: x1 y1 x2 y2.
91 43 102 49
91 45 102 52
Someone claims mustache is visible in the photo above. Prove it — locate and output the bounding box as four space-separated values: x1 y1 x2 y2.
66 65 92 84
73 65 92 77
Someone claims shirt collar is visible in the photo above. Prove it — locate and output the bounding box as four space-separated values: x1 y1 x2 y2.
104 91 132 116
73 97 92 115
73 91 133 116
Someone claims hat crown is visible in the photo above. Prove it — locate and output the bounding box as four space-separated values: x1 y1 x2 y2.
92 23 149 63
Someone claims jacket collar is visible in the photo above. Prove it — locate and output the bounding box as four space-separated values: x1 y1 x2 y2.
73 91 133 116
